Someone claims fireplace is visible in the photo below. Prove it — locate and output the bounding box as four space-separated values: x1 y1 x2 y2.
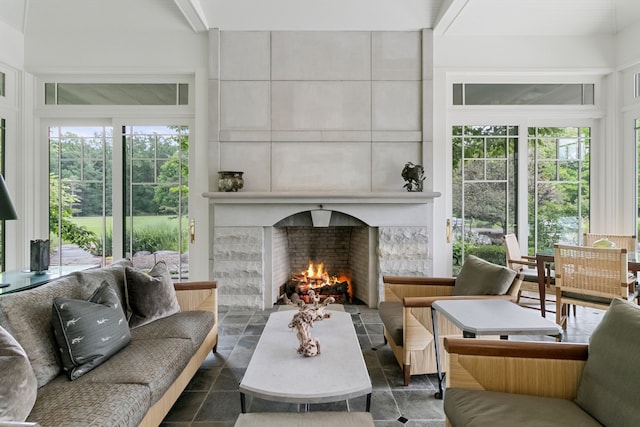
204 191 439 309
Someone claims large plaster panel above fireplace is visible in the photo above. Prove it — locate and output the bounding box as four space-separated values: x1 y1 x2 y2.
204 192 440 309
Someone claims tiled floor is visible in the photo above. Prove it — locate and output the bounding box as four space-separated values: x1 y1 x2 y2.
161 299 604 427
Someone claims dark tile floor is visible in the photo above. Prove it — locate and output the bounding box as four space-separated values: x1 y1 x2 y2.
161 298 603 427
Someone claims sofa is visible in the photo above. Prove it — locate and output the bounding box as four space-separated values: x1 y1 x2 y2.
378 255 523 385
443 298 640 427
0 258 218 427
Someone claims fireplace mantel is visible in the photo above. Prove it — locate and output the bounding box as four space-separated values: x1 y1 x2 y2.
202 191 440 204
203 191 441 227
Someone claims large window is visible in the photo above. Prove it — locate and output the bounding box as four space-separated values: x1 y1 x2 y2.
123 125 189 277
451 124 591 269
451 125 517 271
49 126 112 266
529 127 591 253
49 125 190 278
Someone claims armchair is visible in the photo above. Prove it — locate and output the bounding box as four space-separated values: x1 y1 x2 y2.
379 256 522 385
443 298 640 427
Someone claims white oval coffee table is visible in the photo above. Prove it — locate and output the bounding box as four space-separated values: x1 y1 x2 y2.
239 309 372 412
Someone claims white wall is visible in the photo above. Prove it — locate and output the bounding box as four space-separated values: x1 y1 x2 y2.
434 35 615 70
23 0 207 72
0 21 24 67
616 22 640 69
203 0 433 31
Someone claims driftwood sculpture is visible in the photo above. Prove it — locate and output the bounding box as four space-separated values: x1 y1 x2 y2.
287 290 335 357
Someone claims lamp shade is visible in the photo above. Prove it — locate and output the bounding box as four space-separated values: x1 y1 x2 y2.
0 174 18 220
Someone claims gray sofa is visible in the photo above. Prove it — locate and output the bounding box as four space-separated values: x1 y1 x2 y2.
0 259 218 427
443 298 640 427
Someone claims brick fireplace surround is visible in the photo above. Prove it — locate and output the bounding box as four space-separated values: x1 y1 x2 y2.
204 192 440 309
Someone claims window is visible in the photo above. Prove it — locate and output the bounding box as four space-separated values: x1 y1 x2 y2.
451 125 517 270
49 126 112 266
44 83 189 105
453 83 595 106
123 125 189 277
528 127 590 253
48 125 190 278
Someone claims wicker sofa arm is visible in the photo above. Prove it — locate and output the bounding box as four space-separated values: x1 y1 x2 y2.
173 281 218 315
444 338 588 399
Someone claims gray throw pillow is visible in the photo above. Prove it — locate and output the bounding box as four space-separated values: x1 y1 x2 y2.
453 255 517 296
52 281 131 380
0 326 37 421
125 261 181 328
574 298 640 427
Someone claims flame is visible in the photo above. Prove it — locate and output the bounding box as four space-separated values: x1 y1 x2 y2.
293 261 352 300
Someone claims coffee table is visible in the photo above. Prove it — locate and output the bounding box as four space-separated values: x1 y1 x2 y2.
239 309 372 412
430 299 562 399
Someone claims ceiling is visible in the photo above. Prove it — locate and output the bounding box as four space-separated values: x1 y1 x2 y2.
1 0 639 36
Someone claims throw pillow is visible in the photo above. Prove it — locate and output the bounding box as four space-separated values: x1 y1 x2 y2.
52 281 131 380
574 298 640 427
125 261 181 328
0 326 37 421
453 255 517 296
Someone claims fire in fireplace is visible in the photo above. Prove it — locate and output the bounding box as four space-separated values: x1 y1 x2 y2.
281 261 352 304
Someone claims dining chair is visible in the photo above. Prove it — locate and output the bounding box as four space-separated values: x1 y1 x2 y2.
553 243 636 328
503 233 554 312
583 233 638 298
583 233 636 251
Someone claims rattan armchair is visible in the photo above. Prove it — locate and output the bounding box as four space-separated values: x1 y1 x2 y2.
554 243 635 328
379 265 522 385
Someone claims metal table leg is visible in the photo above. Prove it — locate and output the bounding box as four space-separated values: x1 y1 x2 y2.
431 307 445 400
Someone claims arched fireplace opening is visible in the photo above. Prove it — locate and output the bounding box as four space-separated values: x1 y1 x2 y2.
273 211 374 305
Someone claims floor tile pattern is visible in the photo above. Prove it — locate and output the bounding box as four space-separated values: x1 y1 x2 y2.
161 300 602 427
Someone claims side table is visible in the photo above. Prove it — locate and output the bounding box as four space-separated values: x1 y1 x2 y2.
0 264 99 294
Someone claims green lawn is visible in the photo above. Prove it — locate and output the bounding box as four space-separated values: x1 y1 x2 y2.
70 216 187 235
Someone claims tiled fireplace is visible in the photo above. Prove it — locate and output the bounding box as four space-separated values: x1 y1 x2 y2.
204 192 439 309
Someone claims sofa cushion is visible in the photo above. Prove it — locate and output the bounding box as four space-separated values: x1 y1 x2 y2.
0 326 37 422
378 301 404 345
125 261 181 328
76 337 193 404
444 388 601 427
52 281 131 380
131 310 215 347
74 258 132 315
0 273 83 387
575 298 640 427
453 255 516 296
27 375 150 427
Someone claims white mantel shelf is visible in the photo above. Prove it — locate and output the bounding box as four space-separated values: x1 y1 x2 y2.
202 191 441 204
203 191 440 227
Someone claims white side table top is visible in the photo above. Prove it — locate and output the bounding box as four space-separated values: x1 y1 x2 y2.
239 310 372 404
432 299 562 337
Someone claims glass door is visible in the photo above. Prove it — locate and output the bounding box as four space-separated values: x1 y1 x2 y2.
123 125 189 278
451 125 518 273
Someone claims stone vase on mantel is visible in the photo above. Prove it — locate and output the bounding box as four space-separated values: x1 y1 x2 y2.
218 171 244 192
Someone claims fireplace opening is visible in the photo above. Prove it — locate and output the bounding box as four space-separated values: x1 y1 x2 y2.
272 210 373 306
280 261 352 304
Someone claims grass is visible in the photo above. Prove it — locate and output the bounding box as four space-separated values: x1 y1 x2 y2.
70 216 187 235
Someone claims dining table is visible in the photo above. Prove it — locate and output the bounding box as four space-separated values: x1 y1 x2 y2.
535 251 640 317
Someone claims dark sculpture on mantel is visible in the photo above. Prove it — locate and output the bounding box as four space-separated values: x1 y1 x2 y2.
402 162 425 192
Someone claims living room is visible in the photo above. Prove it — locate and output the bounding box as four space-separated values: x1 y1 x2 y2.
2 1 640 426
